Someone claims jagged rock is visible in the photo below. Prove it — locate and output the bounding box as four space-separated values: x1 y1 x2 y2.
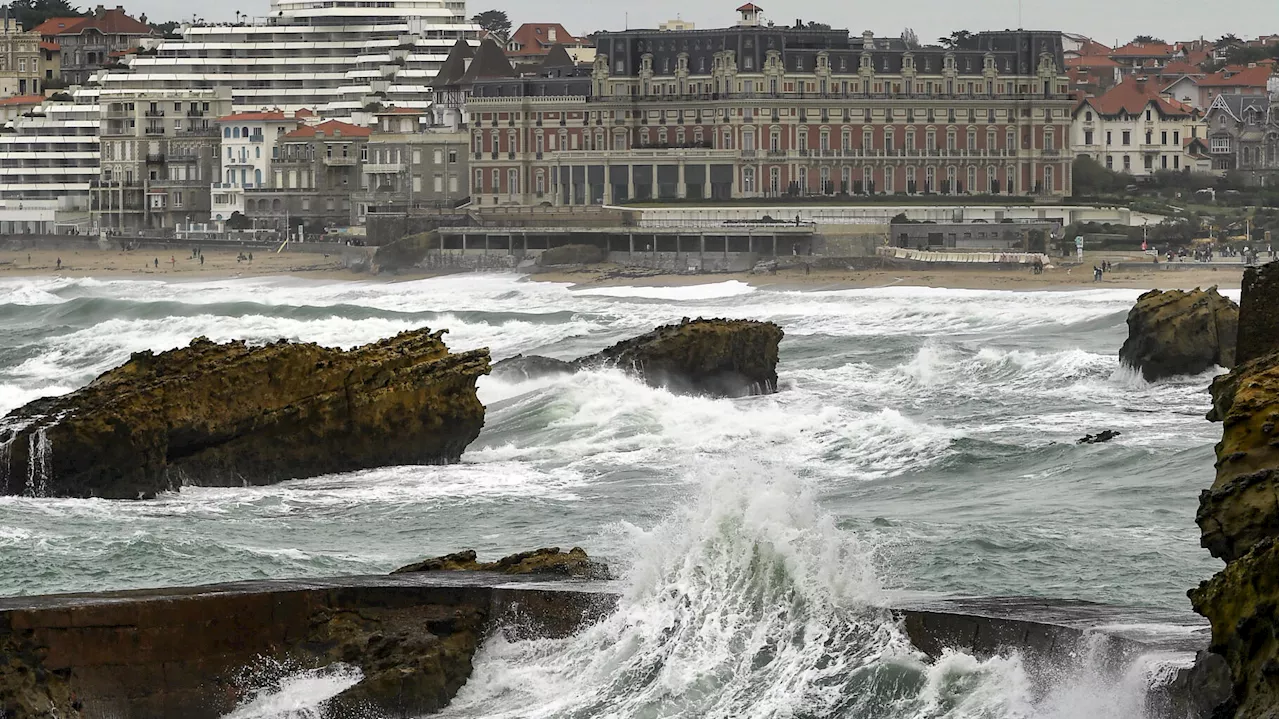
490 354 576 381
372 230 440 272
1189 259 1278 719
0 329 490 499
1119 287 1238 381
537 244 606 266
490 318 784 398
581 318 783 397
392 547 608 579
1077 430 1121 444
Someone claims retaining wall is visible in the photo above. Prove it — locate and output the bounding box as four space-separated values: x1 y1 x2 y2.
0 575 1224 719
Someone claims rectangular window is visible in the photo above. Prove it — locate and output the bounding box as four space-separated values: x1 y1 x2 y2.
1173 131 1179 144
1122 131 1131 145
1161 131 1168 145
413 175 422 192
433 174 443 192
412 149 422 164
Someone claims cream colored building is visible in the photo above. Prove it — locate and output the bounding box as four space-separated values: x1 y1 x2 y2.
0 20 44 96
1071 75 1207 176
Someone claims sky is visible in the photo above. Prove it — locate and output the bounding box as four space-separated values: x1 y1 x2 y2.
133 0 1278 47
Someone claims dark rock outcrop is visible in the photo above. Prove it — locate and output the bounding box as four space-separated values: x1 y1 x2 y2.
1189 261 1278 719
1235 261 1278 365
393 547 609 579
490 354 576 381
1119 287 1238 381
1077 430 1121 444
371 230 440 272
537 243 606 266
0 329 490 499
490 318 784 398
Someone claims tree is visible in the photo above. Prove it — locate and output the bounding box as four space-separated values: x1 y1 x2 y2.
226 212 253 231
937 30 972 49
805 21 831 30
11 0 86 31
1132 34 1164 44
1071 155 1129 196
1215 33 1241 46
900 27 920 50
471 9 511 43
149 20 181 38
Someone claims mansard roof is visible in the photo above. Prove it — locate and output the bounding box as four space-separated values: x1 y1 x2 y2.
432 38 475 87
457 38 516 84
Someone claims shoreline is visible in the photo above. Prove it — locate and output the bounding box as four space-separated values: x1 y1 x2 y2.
0 247 1249 291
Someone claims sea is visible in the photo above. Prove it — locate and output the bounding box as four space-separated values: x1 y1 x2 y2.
0 273 1228 718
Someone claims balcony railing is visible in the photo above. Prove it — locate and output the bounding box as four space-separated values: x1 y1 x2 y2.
363 162 405 173
144 109 165 117
323 156 358 166
186 108 204 117
145 153 165 163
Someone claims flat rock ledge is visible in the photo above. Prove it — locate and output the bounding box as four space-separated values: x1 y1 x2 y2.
0 328 490 499
492 317 784 398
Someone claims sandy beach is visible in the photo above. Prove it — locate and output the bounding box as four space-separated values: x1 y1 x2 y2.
0 246 1250 290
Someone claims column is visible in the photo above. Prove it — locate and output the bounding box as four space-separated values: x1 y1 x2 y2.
677 162 686 199
626 164 635 203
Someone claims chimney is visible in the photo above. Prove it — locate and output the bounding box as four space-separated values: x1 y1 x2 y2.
94 5 106 18
1136 76 1146 92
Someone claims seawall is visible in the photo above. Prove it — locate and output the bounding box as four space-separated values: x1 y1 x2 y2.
0 574 1224 718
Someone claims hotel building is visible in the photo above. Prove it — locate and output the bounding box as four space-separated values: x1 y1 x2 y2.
464 4 1076 207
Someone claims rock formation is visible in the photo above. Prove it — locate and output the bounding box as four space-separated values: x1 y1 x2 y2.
0 329 490 499
490 318 785 398
371 230 440 272
1119 287 1239 381
393 547 609 578
1190 262 1278 719
537 243 607 266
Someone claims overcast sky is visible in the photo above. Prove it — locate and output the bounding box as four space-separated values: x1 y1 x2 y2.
143 0 1277 47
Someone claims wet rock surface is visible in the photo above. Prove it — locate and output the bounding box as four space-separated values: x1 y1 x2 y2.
0 329 490 499
1119 287 1238 381
393 547 609 579
537 244 607 266
490 318 784 398
1190 261 1278 719
371 230 440 272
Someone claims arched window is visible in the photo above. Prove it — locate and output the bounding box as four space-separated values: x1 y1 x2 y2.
841 165 851 193
1006 165 1015 194
255 147 260 159
1043 165 1053 193
743 167 756 193
987 165 997 193
905 130 915 151
769 166 780 194
946 166 957 193
640 128 650 145
925 166 936 192
883 166 893 193
223 127 231 138
233 127 240 139
535 170 545 195
798 129 808 151
254 169 262 186
862 165 873 193
947 129 957 151
842 127 851 150
967 130 976 150
906 166 917 193
658 127 668 145
966 166 976 193
242 127 249 138
862 129 872 150
820 129 830 151
926 129 936 151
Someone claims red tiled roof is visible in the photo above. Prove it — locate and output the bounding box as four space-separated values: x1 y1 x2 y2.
1110 41 1176 57
737 2 763 10
31 17 86 36
282 119 370 139
61 9 152 36
1159 60 1202 76
1080 75 1192 116
1075 38 1111 56
1066 55 1120 68
1197 64 1273 87
0 95 45 106
293 108 315 117
1183 49 1211 66
39 41 59 51
379 107 426 114
504 23 583 56
218 111 290 122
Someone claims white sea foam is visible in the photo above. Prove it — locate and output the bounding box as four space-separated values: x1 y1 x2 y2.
571 279 757 300
221 662 363 719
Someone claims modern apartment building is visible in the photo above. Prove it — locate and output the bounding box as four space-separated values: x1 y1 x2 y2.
465 6 1076 207
34 7 155 86
354 107 468 223
91 88 232 231
0 94 99 233
97 0 479 118
1071 75 1206 176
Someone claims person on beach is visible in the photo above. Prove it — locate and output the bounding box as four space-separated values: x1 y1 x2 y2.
170 256 176 269
55 257 61 270
154 258 159 268
200 254 204 266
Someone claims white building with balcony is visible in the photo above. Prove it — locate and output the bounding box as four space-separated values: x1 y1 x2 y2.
1071 75 1206 177
95 0 480 118
212 110 303 221
0 92 100 233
